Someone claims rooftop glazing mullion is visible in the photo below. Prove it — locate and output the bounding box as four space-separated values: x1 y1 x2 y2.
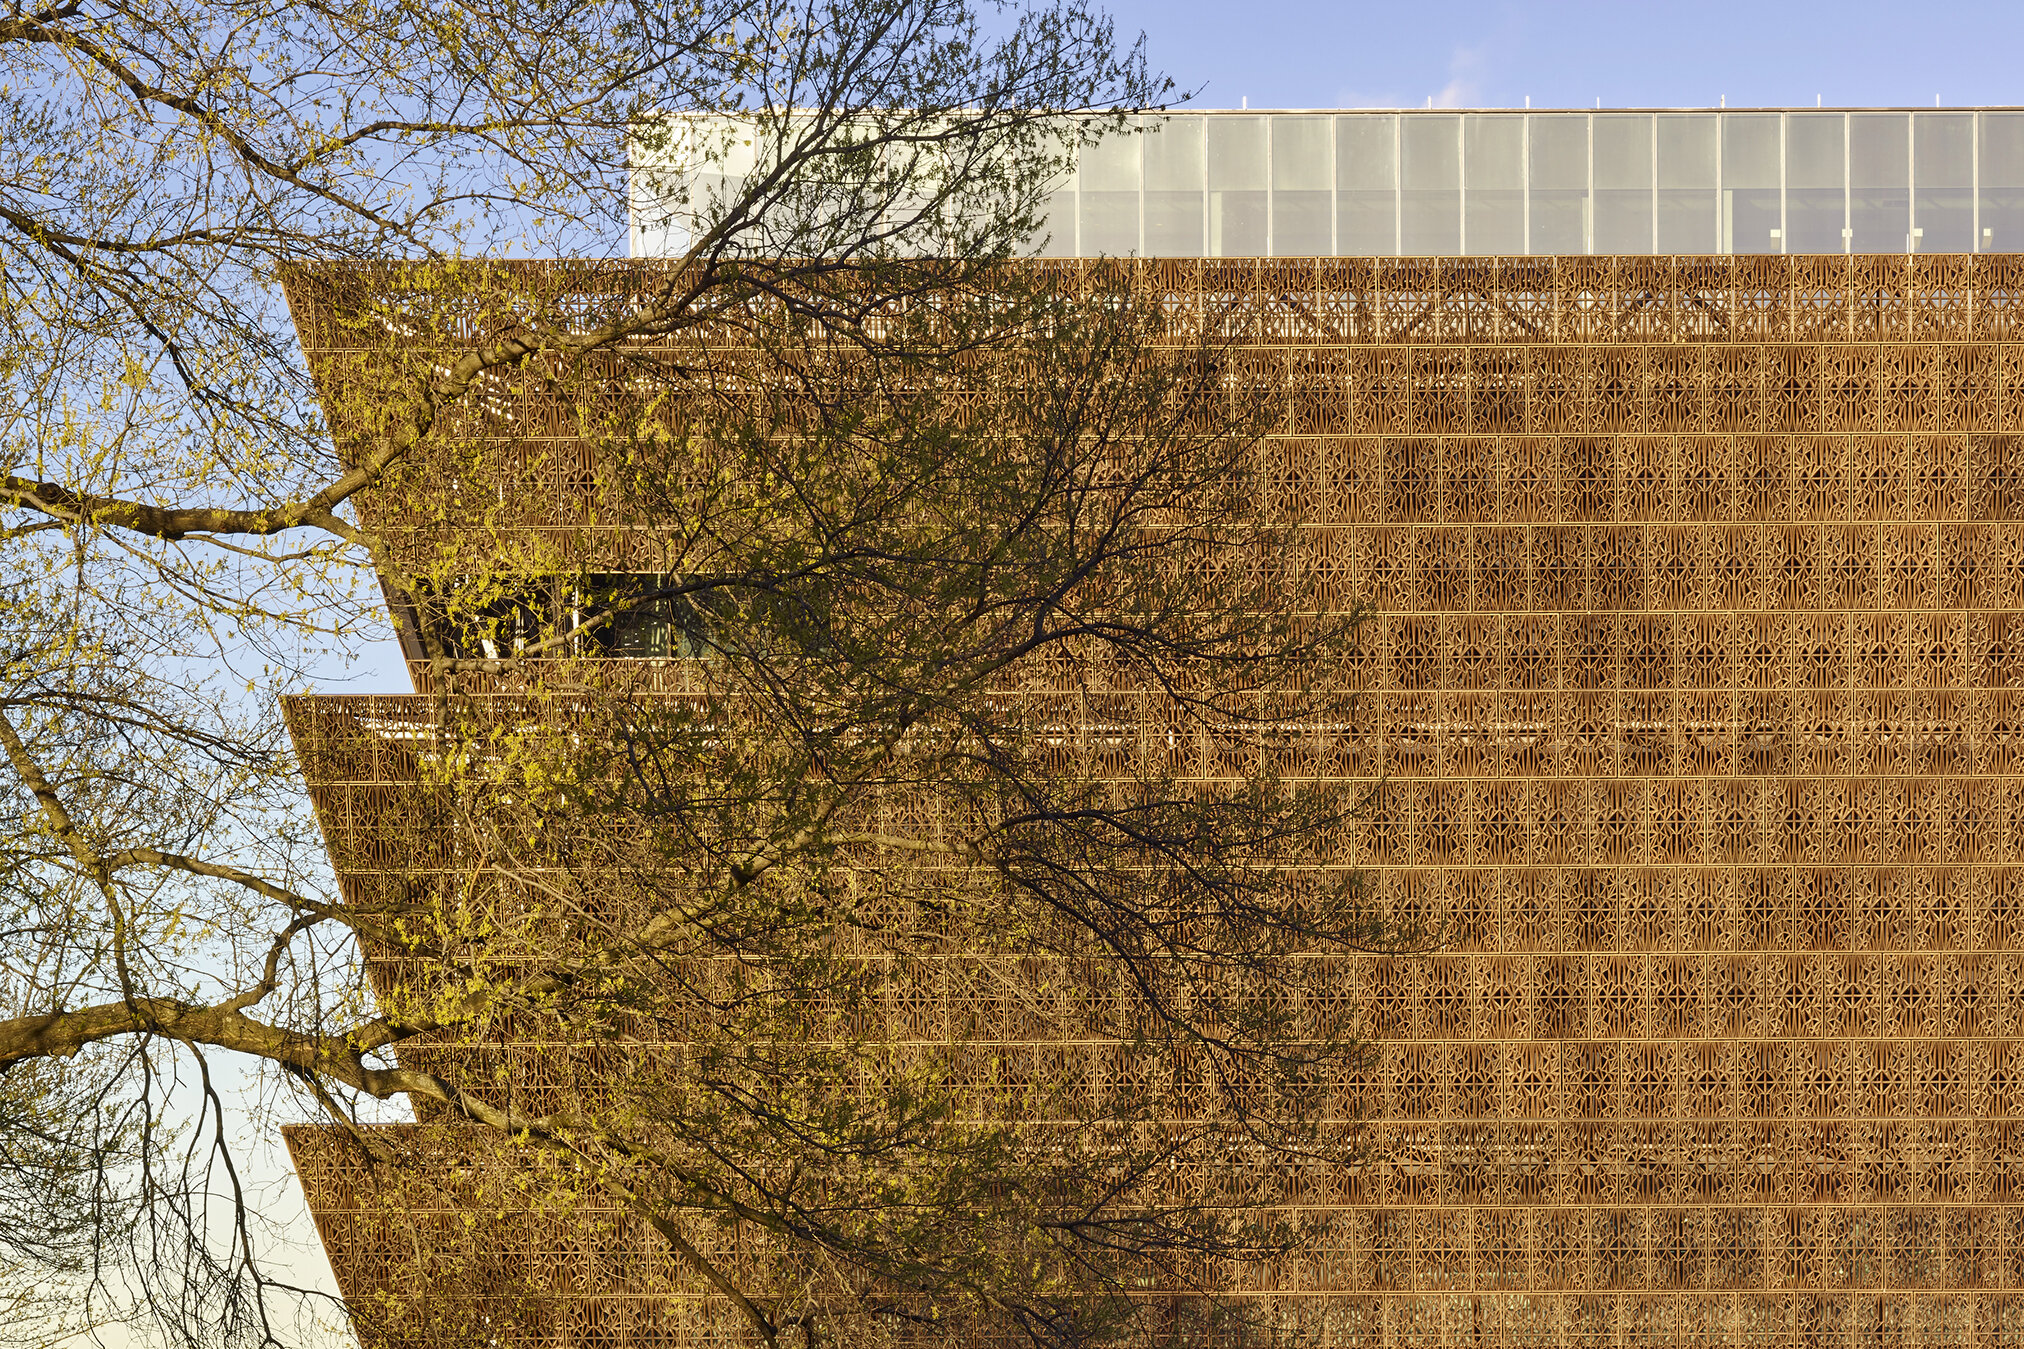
1028 109 2024 259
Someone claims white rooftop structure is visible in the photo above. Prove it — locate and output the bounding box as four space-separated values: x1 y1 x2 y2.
634 108 2024 259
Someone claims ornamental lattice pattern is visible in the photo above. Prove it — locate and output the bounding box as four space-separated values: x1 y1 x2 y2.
286 256 2024 1346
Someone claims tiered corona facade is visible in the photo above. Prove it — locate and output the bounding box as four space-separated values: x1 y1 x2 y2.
289 253 2024 1346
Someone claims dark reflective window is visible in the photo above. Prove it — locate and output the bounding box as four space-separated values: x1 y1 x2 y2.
585 576 834 660
416 575 707 662
420 583 552 662
584 577 716 659
1402 115 1460 254
1849 113 1908 252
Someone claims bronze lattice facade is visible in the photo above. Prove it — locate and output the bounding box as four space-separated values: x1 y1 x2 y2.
291 254 2024 1346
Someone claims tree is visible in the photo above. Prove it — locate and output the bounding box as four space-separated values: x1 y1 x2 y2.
0 3 1397 1346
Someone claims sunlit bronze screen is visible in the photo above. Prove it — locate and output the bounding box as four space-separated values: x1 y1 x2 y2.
286 256 2024 1346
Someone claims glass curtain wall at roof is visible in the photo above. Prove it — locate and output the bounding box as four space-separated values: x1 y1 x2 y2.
1036 109 2024 258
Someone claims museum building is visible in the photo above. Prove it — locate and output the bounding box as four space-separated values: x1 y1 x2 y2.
292 108 2024 1345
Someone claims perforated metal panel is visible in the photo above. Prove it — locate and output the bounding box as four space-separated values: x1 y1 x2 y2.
287 255 2024 1346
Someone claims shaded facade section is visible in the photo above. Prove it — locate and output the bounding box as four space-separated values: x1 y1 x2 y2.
292 255 2024 1346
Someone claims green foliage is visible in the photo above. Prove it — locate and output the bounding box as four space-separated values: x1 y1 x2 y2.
0 1 1405 1345
301 260 1403 1346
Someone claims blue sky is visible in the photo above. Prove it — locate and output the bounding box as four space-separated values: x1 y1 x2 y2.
1100 0 2024 112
